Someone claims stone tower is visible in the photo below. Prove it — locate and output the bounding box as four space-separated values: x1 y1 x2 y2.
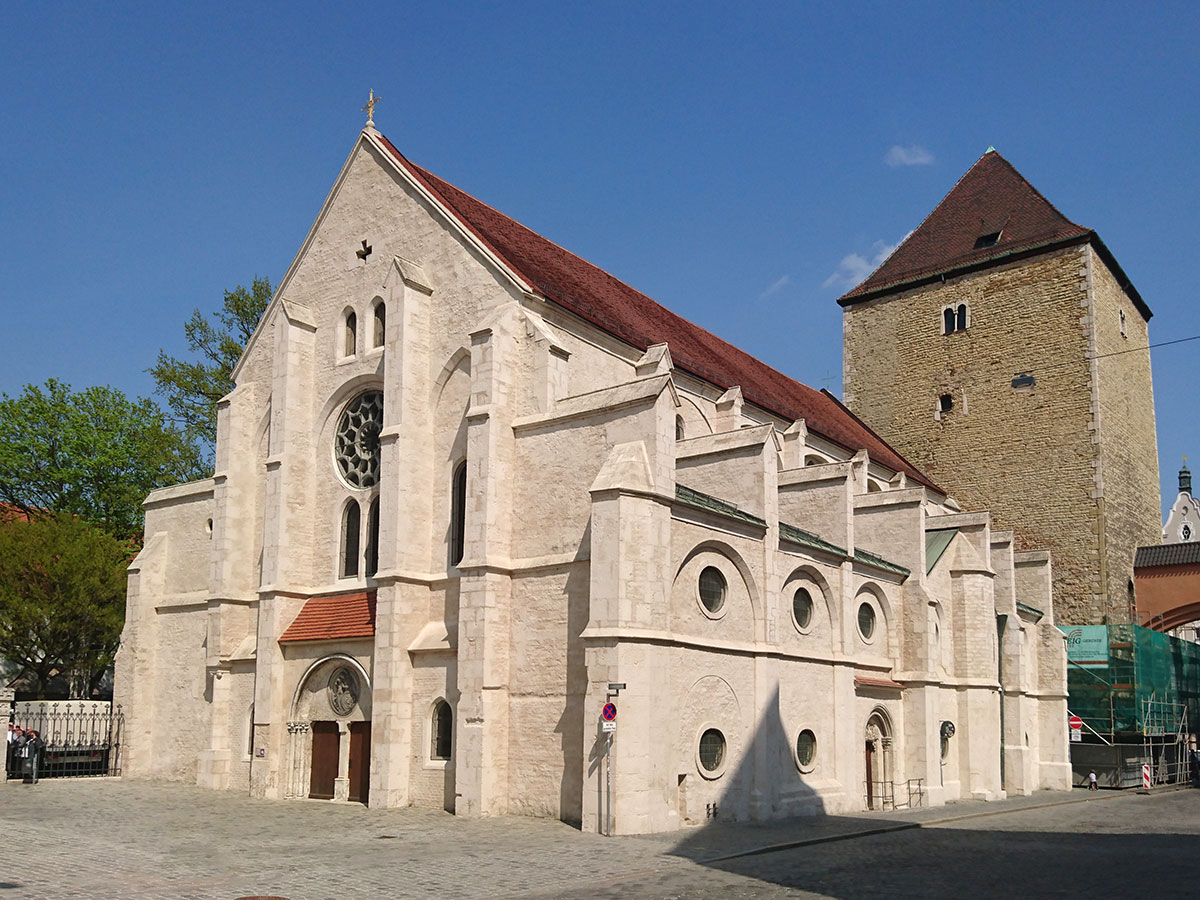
840 150 1160 625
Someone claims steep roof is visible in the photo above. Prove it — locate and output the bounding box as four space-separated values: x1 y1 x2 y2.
838 150 1150 319
374 134 937 491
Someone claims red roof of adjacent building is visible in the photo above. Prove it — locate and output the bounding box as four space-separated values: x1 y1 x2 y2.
279 591 376 643
375 134 937 491
838 150 1149 319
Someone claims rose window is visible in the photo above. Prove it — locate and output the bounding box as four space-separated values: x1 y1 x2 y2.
334 391 384 488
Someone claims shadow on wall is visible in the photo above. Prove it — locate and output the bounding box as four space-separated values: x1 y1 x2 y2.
667 682 826 853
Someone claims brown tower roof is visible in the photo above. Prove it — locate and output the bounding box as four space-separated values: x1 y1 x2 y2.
838 150 1149 319
375 134 939 490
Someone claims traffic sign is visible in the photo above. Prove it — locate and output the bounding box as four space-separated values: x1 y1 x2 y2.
601 720 616 733
1068 715 1083 730
601 702 617 721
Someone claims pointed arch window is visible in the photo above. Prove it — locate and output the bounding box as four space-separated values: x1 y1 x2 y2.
341 500 361 578
373 301 386 348
450 460 467 567
432 700 453 760
344 310 357 357
365 496 380 576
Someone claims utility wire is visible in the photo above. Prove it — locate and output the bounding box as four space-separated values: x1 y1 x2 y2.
1012 333 1200 378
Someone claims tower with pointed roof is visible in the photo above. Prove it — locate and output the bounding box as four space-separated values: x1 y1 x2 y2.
841 150 1161 626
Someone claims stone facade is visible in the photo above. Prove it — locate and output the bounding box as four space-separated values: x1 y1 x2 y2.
842 156 1160 627
114 129 1070 833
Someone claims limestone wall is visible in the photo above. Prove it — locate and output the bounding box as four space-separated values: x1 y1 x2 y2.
1088 249 1161 621
844 248 1110 624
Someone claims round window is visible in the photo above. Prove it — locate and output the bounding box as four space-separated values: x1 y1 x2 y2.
334 391 384 489
795 729 816 769
698 728 726 773
858 601 877 640
698 567 727 614
792 588 813 630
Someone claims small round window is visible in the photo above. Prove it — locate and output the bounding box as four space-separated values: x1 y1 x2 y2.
795 729 816 770
858 601 877 641
698 567 727 614
334 390 384 489
792 588 813 630
698 728 726 773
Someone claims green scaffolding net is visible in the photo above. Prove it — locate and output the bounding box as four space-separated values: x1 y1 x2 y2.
1060 624 1200 736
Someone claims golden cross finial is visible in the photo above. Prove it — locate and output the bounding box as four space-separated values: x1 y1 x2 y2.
362 89 381 128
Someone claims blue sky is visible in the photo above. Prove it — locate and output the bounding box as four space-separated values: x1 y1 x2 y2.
2 2 1196 516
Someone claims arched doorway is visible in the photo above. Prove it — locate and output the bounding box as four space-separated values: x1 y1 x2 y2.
864 709 894 810
286 655 372 804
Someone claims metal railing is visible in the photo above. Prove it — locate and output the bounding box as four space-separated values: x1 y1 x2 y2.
7 702 123 778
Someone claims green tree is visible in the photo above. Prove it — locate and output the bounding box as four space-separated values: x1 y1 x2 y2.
0 380 205 539
0 511 132 698
150 276 272 455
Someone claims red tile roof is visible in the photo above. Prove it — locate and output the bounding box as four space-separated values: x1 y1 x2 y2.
375 134 937 491
838 150 1149 319
279 591 376 643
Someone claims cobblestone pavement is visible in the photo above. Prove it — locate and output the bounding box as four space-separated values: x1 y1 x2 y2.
0 779 1193 899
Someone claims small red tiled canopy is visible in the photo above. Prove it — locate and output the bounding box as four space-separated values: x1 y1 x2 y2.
278 592 376 643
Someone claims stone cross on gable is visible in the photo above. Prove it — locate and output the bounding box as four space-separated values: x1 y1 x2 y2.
362 89 381 128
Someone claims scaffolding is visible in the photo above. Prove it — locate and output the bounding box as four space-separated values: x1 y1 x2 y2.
1061 623 1200 788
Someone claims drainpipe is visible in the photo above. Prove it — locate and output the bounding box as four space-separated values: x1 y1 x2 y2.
997 614 1008 790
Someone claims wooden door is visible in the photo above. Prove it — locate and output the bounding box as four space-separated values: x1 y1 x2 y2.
865 741 875 810
348 721 371 804
309 721 339 800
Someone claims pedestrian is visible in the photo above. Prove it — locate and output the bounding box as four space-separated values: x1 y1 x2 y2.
20 728 43 784
1088 769 1098 791
6 723 22 779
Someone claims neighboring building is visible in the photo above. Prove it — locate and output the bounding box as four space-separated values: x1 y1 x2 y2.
840 150 1161 627
114 126 1069 833
1161 460 1199 544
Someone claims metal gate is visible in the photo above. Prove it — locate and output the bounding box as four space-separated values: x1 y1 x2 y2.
7 701 123 778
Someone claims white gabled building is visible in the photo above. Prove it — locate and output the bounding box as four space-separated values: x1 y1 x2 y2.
115 125 1070 833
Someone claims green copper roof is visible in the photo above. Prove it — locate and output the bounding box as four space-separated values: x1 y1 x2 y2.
778 521 847 558
854 548 911 578
925 528 959 574
1016 601 1044 620
674 484 767 528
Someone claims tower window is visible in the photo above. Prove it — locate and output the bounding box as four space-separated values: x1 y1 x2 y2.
939 394 953 414
675 415 685 441
943 304 968 334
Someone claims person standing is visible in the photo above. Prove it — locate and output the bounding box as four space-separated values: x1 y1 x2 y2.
1088 769 1098 791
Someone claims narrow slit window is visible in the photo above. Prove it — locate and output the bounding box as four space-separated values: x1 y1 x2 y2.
373 302 386 348
344 311 357 357
341 501 361 577
365 496 380 576
675 415 685 441
943 307 956 334
432 700 453 760
955 304 967 331
451 460 467 567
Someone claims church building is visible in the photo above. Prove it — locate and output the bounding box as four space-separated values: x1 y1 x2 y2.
115 124 1070 833
840 151 1161 627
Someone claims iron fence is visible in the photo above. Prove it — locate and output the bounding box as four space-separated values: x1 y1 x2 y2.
7 701 123 778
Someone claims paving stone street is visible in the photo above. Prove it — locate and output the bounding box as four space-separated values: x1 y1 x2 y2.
0 779 1195 899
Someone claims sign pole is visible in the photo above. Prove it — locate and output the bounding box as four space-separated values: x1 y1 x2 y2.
605 732 612 836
